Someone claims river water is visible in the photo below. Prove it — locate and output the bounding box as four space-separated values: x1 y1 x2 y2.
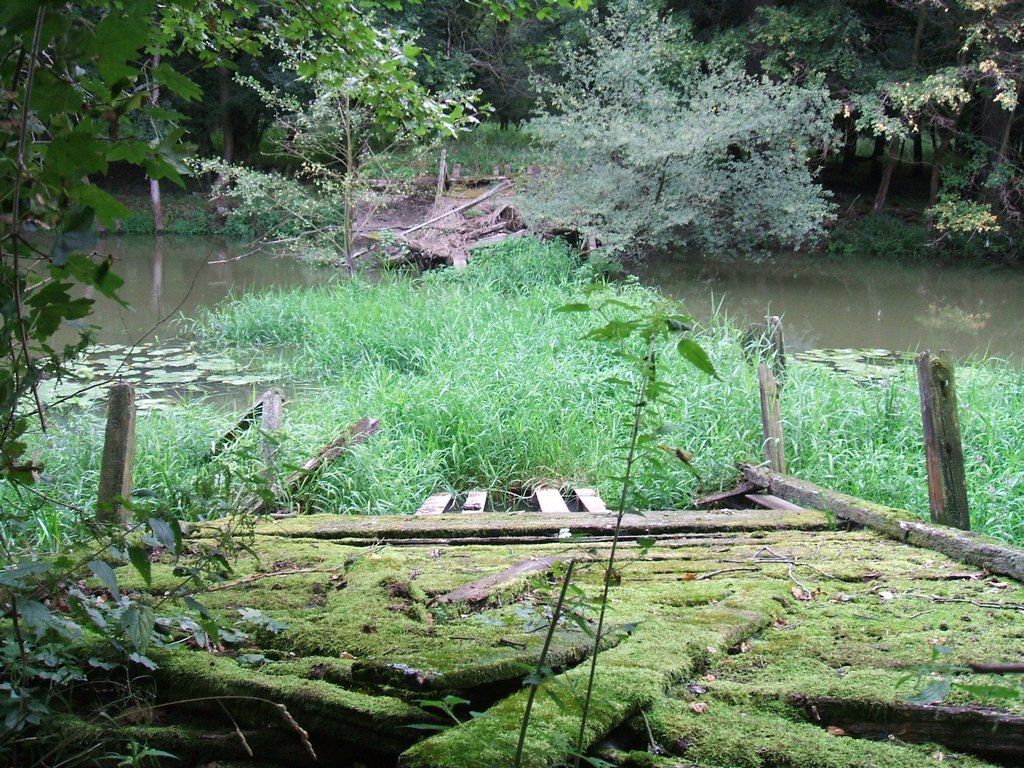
87 236 1024 362
632 251 1024 361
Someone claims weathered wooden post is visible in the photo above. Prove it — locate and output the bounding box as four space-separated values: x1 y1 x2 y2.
916 351 970 530
758 363 786 473
97 381 136 525
435 147 447 201
743 315 786 381
259 390 283 473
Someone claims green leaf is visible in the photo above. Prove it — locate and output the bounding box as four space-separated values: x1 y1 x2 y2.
152 62 202 101
677 338 717 378
120 604 155 652
50 207 97 266
88 560 121 599
128 545 152 587
148 517 176 552
907 677 951 705
70 186 129 227
554 303 591 313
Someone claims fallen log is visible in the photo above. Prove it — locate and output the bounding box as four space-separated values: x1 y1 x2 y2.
740 464 1024 582
247 418 380 515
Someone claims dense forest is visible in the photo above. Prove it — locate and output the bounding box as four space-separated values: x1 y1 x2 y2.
2 2 1024 767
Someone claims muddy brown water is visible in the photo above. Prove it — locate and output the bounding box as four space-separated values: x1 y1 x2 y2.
630 251 1024 362
80 235 325 346
76 235 1024 360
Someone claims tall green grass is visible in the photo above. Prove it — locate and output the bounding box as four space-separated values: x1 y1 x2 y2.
10 237 1024 551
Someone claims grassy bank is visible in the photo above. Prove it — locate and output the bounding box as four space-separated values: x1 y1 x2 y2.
7 238 1024 552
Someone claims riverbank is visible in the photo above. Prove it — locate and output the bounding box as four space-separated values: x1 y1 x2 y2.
8 238 1024 553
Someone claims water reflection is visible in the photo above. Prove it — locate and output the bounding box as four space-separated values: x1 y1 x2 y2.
629 252 1024 361
78 235 326 346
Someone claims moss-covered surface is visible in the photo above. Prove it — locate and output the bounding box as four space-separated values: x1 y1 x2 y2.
101 513 1024 767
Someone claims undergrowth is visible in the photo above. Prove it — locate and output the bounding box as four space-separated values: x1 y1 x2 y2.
9 238 1024 550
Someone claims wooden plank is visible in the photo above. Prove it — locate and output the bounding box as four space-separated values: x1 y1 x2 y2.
461 490 487 514
787 694 1024 762
97 381 136 525
694 480 762 508
434 555 568 604
535 486 570 515
758 363 786 473
740 464 1024 582
575 488 609 514
207 391 271 459
259 508 830 541
917 351 970 530
248 417 380 515
416 493 453 516
745 493 804 511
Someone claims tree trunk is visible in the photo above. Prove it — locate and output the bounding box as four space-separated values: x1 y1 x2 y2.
841 118 858 172
872 137 900 213
149 54 164 233
929 127 952 204
218 63 234 165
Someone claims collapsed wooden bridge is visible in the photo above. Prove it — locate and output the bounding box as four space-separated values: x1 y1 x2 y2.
75 465 1024 768
78 326 1024 767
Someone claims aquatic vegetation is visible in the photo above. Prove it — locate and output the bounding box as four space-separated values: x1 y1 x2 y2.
11 238 1024 553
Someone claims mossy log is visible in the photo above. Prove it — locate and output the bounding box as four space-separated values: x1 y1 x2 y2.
740 464 1024 581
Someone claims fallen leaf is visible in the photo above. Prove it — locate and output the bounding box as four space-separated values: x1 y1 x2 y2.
689 702 709 714
791 586 812 602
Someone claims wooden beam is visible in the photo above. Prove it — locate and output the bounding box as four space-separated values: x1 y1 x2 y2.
435 147 447 201
745 493 804 511
434 554 572 604
461 490 487 514
260 507 830 542
248 417 380 515
207 390 275 459
535 486 570 515
740 464 1024 582
694 481 762 508
575 488 609 514
787 694 1024 762
758 363 786 473
97 381 136 525
416 493 454 516
917 351 970 530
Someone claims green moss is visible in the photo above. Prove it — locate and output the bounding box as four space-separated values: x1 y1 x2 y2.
642 698 998 768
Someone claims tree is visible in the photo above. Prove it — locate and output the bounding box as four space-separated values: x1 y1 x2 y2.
520 0 837 257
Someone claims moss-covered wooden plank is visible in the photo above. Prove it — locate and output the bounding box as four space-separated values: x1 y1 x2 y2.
252 508 829 541
741 464 1024 581
104 518 1024 767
